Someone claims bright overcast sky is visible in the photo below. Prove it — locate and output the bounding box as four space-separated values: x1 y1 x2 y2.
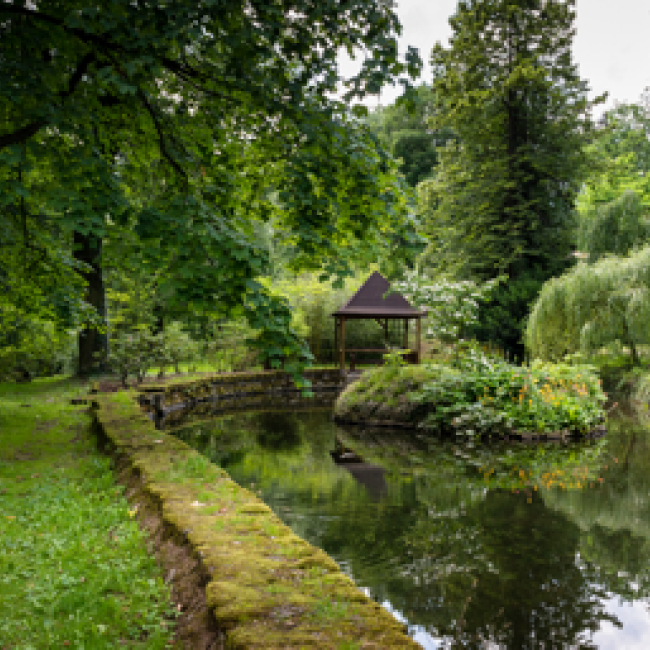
341 0 650 114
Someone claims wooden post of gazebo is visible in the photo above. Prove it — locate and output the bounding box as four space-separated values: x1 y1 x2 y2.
339 316 345 372
332 271 425 374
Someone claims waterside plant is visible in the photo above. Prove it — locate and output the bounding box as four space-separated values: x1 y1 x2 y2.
335 346 607 438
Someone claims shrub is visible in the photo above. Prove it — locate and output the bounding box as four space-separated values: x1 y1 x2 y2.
267 273 398 364
337 344 607 437
161 322 200 375
0 317 77 381
415 351 606 436
526 245 650 365
107 329 163 386
204 319 259 372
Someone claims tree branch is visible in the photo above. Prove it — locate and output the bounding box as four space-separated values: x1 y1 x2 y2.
135 88 188 181
0 52 95 152
0 5 235 100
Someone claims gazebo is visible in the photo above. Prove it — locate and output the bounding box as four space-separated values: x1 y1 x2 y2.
332 271 426 373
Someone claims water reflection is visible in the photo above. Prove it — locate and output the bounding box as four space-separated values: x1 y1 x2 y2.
171 409 650 648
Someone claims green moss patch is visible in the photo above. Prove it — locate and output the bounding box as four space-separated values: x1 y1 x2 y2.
336 364 455 426
94 390 419 648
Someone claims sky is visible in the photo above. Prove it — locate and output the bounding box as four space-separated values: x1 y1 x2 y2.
340 0 650 114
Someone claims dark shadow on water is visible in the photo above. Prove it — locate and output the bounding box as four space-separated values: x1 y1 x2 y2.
338 463 387 502
255 411 302 451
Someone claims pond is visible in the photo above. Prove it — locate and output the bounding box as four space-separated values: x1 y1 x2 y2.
171 405 650 649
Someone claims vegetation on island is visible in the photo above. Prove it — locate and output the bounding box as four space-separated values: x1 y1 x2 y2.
335 345 607 438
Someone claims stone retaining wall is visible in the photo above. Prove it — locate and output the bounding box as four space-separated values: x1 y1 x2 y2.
139 370 344 428
93 389 419 649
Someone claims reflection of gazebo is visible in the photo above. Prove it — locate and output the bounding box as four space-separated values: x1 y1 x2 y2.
332 271 426 372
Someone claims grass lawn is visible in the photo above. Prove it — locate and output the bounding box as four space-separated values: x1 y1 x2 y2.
0 377 177 648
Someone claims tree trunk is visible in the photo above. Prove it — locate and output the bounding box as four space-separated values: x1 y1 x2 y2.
74 231 106 375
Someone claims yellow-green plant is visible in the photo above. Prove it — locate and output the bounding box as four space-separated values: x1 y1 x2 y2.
264 273 391 363
526 246 650 365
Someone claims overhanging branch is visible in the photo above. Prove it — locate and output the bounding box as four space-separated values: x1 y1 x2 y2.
0 52 95 152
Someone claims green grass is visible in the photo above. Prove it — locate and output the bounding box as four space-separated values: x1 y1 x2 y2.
0 377 177 648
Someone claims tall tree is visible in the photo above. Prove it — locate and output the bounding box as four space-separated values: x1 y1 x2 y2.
0 0 421 375
365 85 454 187
426 0 602 356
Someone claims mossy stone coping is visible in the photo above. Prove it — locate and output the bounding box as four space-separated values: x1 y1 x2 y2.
93 389 419 649
140 369 344 409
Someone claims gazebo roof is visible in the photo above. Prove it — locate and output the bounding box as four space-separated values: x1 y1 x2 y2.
333 271 425 318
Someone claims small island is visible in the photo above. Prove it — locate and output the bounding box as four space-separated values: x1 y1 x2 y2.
334 351 608 440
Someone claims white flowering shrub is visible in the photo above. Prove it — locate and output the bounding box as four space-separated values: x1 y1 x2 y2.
393 272 502 344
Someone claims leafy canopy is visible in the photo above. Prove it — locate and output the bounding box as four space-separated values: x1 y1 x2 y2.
0 0 422 369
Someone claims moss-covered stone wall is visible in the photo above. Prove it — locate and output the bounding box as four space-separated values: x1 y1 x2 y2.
140 370 344 428
141 369 343 405
93 390 419 649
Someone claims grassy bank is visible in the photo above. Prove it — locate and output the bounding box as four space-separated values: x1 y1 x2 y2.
0 377 177 648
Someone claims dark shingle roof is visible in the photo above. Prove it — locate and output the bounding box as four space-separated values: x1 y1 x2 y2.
333 271 425 318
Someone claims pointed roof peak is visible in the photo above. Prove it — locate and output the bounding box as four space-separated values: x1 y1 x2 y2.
333 271 424 317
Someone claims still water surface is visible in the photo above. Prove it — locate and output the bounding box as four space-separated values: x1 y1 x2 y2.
172 406 650 649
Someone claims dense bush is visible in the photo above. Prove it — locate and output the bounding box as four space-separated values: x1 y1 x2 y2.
204 319 260 372
160 322 201 375
336 344 607 437
107 329 162 386
0 317 76 381
578 190 650 262
107 322 204 386
526 246 650 365
416 352 606 437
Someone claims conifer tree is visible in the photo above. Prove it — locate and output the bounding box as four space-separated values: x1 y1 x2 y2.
427 0 603 355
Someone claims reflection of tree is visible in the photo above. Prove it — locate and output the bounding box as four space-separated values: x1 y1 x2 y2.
255 411 302 451
316 426 619 646
173 409 638 647
315 480 617 648
448 490 616 649
544 417 650 601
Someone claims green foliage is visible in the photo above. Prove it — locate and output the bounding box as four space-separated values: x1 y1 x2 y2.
578 190 650 262
428 0 596 277
631 370 650 421
0 0 421 374
266 273 396 364
382 349 410 369
413 351 606 437
337 345 606 437
107 329 163 387
0 314 76 381
470 269 548 357
423 0 600 354
160 322 201 376
393 271 502 343
364 85 453 187
526 246 650 364
578 97 650 212
205 319 260 373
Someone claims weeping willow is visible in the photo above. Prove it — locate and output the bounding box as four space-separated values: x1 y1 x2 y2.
578 190 650 262
526 245 650 363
